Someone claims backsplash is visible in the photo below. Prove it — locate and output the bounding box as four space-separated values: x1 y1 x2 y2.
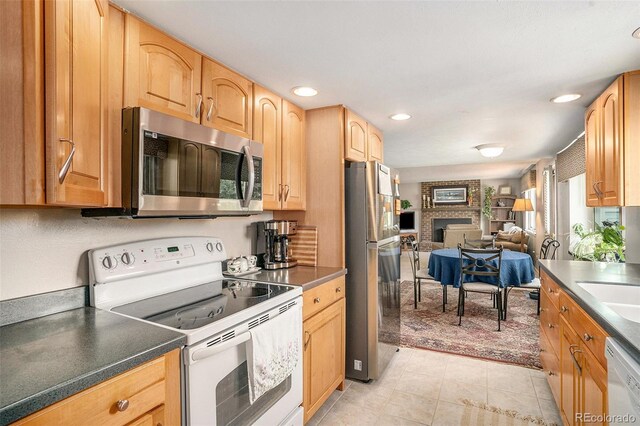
0 209 272 300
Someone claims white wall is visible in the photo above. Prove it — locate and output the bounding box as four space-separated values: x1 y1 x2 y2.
624 207 640 264
0 209 272 300
398 182 421 232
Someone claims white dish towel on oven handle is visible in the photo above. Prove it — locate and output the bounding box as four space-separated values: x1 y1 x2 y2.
246 302 302 404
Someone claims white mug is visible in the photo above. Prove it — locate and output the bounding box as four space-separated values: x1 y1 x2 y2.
228 257 249 273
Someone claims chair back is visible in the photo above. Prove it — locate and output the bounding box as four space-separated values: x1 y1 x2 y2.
407 239 420 279
539 238 560 260
458 246 503 281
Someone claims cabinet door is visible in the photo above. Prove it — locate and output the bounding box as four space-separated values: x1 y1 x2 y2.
559 317 580 426
45 0 108 206
201 59 253 138
303 298 345 422
599 79 623 206
124 16 202 123
281 100 306 210
344 109 368 162
367 124 384 162
254 85 282 210
126 405 164 426
585 103 601 207
581 348 607 426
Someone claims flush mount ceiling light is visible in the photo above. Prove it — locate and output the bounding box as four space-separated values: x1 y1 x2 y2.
389 113 411 121
550 94 582 103
292 86 318 97
476 144 504 158
633 27 640 39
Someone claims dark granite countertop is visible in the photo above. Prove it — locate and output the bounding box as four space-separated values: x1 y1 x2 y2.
0 307 186 425
539 260 640 359
225 266 347 291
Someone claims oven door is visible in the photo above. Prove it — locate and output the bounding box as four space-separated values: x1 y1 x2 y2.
184 328 302 426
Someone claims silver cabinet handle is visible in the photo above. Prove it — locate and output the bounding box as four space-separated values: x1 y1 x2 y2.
569 345 583 376
58 138 76 184
593 181 603 198
116 399 129 412
313 297 321 304
195 93 203 118
241 145 255 208
206 96 216 121
304 331 311 349
560 306 568 313
284 184 290 201
278 184 283 202
583 333 593 342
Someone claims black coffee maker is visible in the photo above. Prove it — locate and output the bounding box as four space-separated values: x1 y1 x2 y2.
254 220 298 269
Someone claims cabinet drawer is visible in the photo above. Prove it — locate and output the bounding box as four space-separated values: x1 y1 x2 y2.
539 329 560 403
14 356 166 425
303 277 345 320
540 289 560 357
559 292 608 367
540 270 561 310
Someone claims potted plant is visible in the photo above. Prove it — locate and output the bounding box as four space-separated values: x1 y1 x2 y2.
571 222 626 262
401 200 412 210
482 186 496 219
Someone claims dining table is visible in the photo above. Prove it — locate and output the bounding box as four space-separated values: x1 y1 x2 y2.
427 248 536 288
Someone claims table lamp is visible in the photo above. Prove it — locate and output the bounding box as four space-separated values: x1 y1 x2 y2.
512 198 534 252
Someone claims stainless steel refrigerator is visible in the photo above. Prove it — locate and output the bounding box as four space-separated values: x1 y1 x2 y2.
345 161 401 381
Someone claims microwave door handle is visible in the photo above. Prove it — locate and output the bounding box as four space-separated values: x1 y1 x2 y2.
189 332 251 364
242 145 255 208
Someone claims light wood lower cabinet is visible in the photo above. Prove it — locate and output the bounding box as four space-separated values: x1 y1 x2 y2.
302 277 346 423
539 271 609 426
13 349 180 426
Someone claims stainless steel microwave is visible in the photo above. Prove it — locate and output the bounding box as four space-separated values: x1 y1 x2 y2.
83 107 263 218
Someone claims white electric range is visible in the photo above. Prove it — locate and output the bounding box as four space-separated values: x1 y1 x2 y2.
89 237 303 426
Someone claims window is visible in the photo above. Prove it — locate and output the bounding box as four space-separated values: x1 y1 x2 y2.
594 207 621 226
543 169 551 235
523 188 536 232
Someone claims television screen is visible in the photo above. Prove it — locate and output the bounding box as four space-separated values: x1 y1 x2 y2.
400 211 416 231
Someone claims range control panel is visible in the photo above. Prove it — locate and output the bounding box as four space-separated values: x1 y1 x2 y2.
90 237 226 284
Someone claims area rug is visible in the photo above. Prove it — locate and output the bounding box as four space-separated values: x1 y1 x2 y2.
384 280 541 368
460 399 555 426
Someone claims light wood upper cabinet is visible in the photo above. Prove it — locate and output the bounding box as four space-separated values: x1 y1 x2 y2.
201 59 253 139
367 124 384 162
585 70 640 207
124 16 202 123
302 282 345 423
345 109 368 162
253 85 282 210
44 0 108 206
585 103 600 207
281 100 306 210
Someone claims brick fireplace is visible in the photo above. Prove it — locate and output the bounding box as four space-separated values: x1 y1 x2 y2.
420 179 481 250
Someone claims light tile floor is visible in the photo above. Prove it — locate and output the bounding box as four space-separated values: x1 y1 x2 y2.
308 348 562 425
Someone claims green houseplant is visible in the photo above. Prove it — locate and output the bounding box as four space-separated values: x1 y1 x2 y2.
571 223 626 262
401 200 412 210
482 186 496 219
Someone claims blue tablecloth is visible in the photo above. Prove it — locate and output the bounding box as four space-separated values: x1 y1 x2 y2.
427 248 535 288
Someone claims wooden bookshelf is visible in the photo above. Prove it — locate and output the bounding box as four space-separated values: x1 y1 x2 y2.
489 195 517 234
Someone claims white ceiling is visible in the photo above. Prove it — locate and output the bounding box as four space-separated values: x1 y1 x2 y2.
114 0 640 173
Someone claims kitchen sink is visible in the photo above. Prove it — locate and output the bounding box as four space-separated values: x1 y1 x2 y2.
577 282 640 323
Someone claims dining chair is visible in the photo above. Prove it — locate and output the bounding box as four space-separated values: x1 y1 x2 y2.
457 246 504 331
503 238 560 318
407 239 435 309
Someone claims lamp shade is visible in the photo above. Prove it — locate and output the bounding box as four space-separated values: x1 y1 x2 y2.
512 198 534 212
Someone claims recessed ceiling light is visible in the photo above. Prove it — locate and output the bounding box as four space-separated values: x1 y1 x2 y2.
292 86 317 97
476 144 504 158
633 27 640 39
550 94 582 103
389 113 411 121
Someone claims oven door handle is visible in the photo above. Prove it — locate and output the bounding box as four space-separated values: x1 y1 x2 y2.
190 332 251 364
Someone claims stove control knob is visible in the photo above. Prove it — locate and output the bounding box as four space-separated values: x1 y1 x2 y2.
121 252 134 266
102 255 116 270
215 242 223 252
206 242 214 252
